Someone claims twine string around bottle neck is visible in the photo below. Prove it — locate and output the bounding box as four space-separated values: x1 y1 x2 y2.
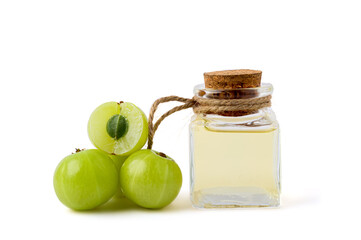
147 94 272 149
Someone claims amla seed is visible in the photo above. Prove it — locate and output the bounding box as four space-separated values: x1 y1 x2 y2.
106 114 128 140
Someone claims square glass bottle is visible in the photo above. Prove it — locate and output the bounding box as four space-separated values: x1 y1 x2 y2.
189 70 280 208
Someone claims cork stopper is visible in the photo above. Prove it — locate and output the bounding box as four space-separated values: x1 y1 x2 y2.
204 69 262 89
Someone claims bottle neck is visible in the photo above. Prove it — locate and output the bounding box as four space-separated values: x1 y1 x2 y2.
193 83 273 117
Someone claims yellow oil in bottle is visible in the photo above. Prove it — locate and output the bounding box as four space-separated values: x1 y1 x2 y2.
190 120 280 208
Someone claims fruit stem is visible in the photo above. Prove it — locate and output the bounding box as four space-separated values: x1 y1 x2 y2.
73 148 85 154
157 152 167 158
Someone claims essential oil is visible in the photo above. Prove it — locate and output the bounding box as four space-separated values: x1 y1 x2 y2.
189 70 280 208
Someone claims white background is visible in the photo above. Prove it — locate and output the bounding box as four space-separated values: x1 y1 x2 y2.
0 0 360 239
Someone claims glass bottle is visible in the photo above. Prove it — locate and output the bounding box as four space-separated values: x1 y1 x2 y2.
189 70 280 208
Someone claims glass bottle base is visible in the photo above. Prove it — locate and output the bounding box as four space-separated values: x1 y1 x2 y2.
191 187 280 208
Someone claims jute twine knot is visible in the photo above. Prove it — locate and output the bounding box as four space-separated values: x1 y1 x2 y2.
147 95 271 149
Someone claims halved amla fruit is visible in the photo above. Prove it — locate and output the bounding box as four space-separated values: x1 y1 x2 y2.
88 102 148 156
